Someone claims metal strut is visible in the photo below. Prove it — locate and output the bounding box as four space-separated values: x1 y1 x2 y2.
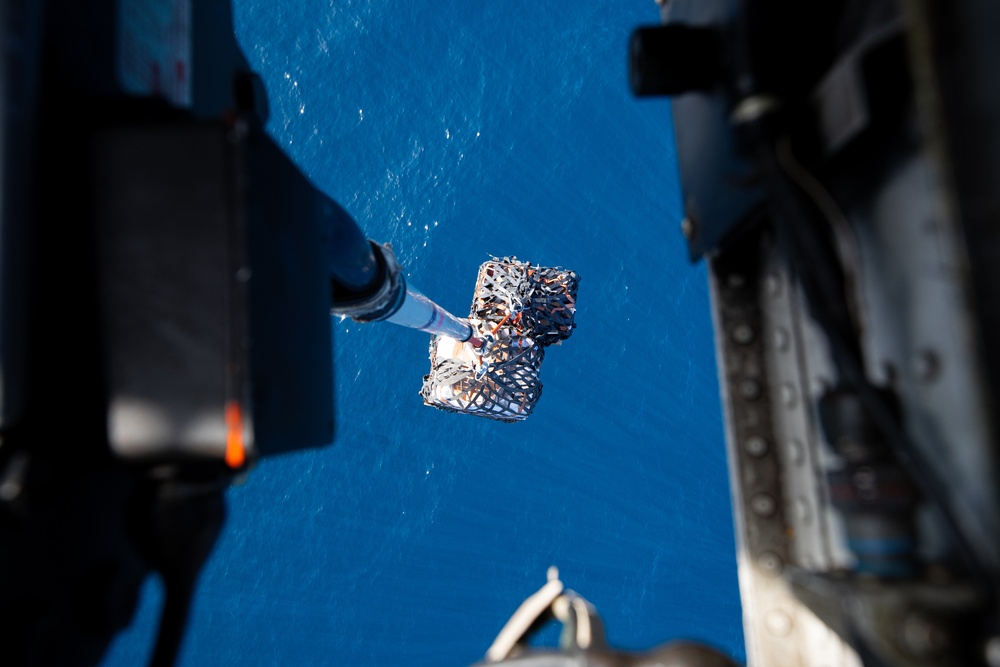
329 241 472 341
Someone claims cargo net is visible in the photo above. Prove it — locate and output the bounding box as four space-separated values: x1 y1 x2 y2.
421 257 579 422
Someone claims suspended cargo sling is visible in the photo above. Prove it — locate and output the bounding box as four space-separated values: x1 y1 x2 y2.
421 257 579 422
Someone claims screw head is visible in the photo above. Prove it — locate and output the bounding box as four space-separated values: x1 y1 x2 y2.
787 439 805 465
744 435 769 457
751 493 777 517
727 274 746 289
765 273 783 296
781 382 798 408
681 217 695 239
739 379 762 400
764 609 792 636
773 327 790 352
731 323 755 345
757 551 783 576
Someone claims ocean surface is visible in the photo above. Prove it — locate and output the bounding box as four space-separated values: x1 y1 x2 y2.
103 1 745 665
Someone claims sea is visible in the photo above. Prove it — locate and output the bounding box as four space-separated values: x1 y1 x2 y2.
102 1 745 665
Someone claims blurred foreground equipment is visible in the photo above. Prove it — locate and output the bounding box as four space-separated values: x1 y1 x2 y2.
630 0 1000 665
0 0 341 663
471 568 740 667
0 0 478 664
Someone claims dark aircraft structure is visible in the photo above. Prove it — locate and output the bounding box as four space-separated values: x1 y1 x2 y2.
0 0 401 664
621 0 1000 665
478 0 1000 665
1 1 574 664
2 0 998 666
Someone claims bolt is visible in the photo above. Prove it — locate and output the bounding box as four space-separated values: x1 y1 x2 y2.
764 609 792 636
727 274 746 289
787 439 805 465
795 496 811 524
681 218 696 240
781 382 798 408
739 379 762 400
751 493 776 517
731 323 755 345
732 95 782 126
744 435 769 457
773 327 790 352
757 551 783 576
765 273 782 297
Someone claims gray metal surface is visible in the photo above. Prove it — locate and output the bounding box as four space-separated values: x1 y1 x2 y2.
709 231 860 667
387 286 472 340
708 136 1000 665
842 123 1000 575
680 0 1000 661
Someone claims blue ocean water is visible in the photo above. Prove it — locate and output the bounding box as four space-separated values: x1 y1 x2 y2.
103 1 744 665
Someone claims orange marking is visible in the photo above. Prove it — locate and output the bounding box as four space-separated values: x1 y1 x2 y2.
491 311 512 334
225 402 246 469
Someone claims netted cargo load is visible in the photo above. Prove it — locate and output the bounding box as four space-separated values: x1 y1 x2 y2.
421 257 579 422
420 326 544 422
471 259 578 344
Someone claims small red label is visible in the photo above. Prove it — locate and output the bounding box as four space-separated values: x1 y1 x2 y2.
118 0 191 107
